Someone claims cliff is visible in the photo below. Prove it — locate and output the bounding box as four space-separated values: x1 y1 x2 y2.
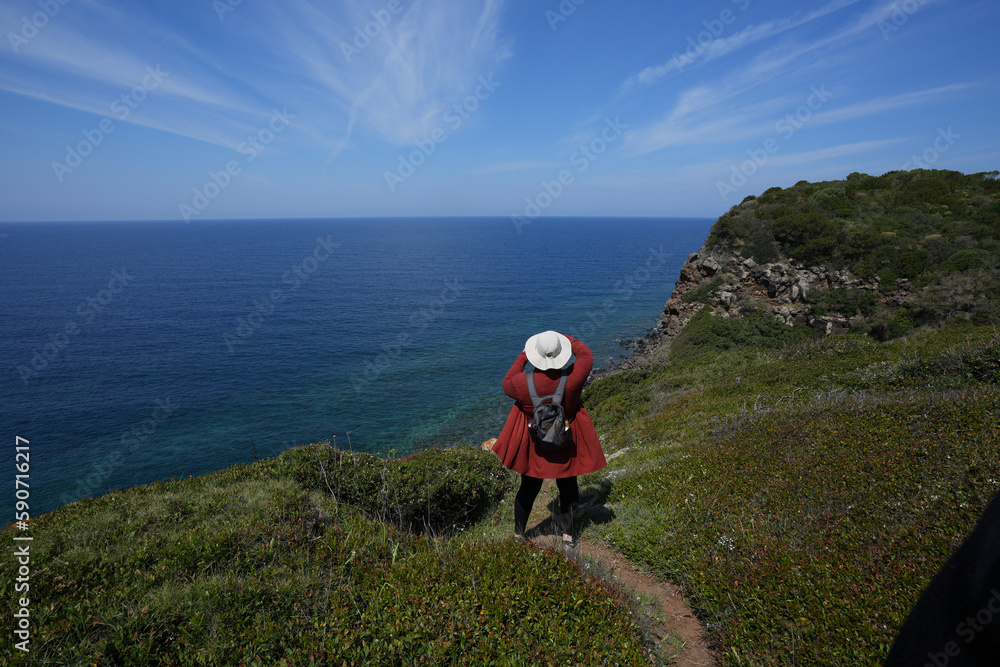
625 168 1000 364
659 246 915 339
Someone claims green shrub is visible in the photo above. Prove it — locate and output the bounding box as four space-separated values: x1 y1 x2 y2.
682 276 726 304
857 332 1000 387
813 289 879 317
912 265 1000 324
670 309 813 362
742 225 781 264
868 308 915 341
703 169 1000 295
266 443 514 535
942 248 992 272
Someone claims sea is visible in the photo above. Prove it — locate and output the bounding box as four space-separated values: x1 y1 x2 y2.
0 217 712 518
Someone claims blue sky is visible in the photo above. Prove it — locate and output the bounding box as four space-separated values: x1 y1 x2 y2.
0 0 997 221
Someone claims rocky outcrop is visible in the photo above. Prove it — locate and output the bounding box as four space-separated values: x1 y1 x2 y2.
600 245 919 376
658 247 915 343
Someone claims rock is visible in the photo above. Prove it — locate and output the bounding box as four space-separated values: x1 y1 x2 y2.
810 317 831 335
700 257 721 275
809 316 851 336
606 239 924 376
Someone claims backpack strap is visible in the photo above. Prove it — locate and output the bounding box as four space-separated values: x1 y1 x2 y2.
525 370 543 412
525 369 569 411
551 370 569 408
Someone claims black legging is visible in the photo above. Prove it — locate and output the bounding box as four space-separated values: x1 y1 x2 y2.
514 474 579 537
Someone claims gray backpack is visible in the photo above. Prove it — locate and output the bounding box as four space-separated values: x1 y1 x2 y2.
526 369 574 450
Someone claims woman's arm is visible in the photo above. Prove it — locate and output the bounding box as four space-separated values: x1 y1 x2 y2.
502 351 529 399
565 336 592 395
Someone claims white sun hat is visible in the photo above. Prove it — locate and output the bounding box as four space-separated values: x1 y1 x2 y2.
524 330 572 370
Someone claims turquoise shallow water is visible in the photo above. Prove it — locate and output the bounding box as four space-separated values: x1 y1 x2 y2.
0 216 712 516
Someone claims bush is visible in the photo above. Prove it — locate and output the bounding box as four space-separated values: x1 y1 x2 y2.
912 265 1000 325
742 225 781 264
267 443 514 535
704 169 1000 291
898 251 926 279
813 289 879 318
868 308 915 341
682 276 726 304
670 309 813 362
942 249 992 272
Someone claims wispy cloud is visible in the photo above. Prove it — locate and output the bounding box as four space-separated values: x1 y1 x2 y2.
808 83 976 128
0 0 511 154
623 0 864 89
247 0 510 154
621 0 964 158
623 80 969 158
767 138 906 167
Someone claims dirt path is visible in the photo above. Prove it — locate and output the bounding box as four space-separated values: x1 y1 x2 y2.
522 480 718 667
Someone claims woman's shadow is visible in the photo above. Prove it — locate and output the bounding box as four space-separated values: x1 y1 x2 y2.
524 478 617 539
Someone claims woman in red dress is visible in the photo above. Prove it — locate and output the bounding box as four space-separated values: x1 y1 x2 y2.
492 331 607 547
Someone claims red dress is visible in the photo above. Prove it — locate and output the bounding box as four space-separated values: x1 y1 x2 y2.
492 336 607 478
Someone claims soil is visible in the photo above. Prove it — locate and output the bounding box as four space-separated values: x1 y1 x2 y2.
521 480 718 667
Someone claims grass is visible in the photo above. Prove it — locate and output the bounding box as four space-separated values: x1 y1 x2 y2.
2 449 652 665
582 323 1000 665
4 323 998 665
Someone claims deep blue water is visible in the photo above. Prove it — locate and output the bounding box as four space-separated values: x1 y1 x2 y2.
0 217 712 517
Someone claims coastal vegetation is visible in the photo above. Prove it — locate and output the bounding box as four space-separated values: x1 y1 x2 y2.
2 447 648 665
3 169 999 665
705 169 1000 336
583 322 999 665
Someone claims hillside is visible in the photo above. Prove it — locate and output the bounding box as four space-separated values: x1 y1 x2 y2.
573 169 1000 664
2 447 654 665
583 323 999 665
680 169 1000 342
4 169 999 666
